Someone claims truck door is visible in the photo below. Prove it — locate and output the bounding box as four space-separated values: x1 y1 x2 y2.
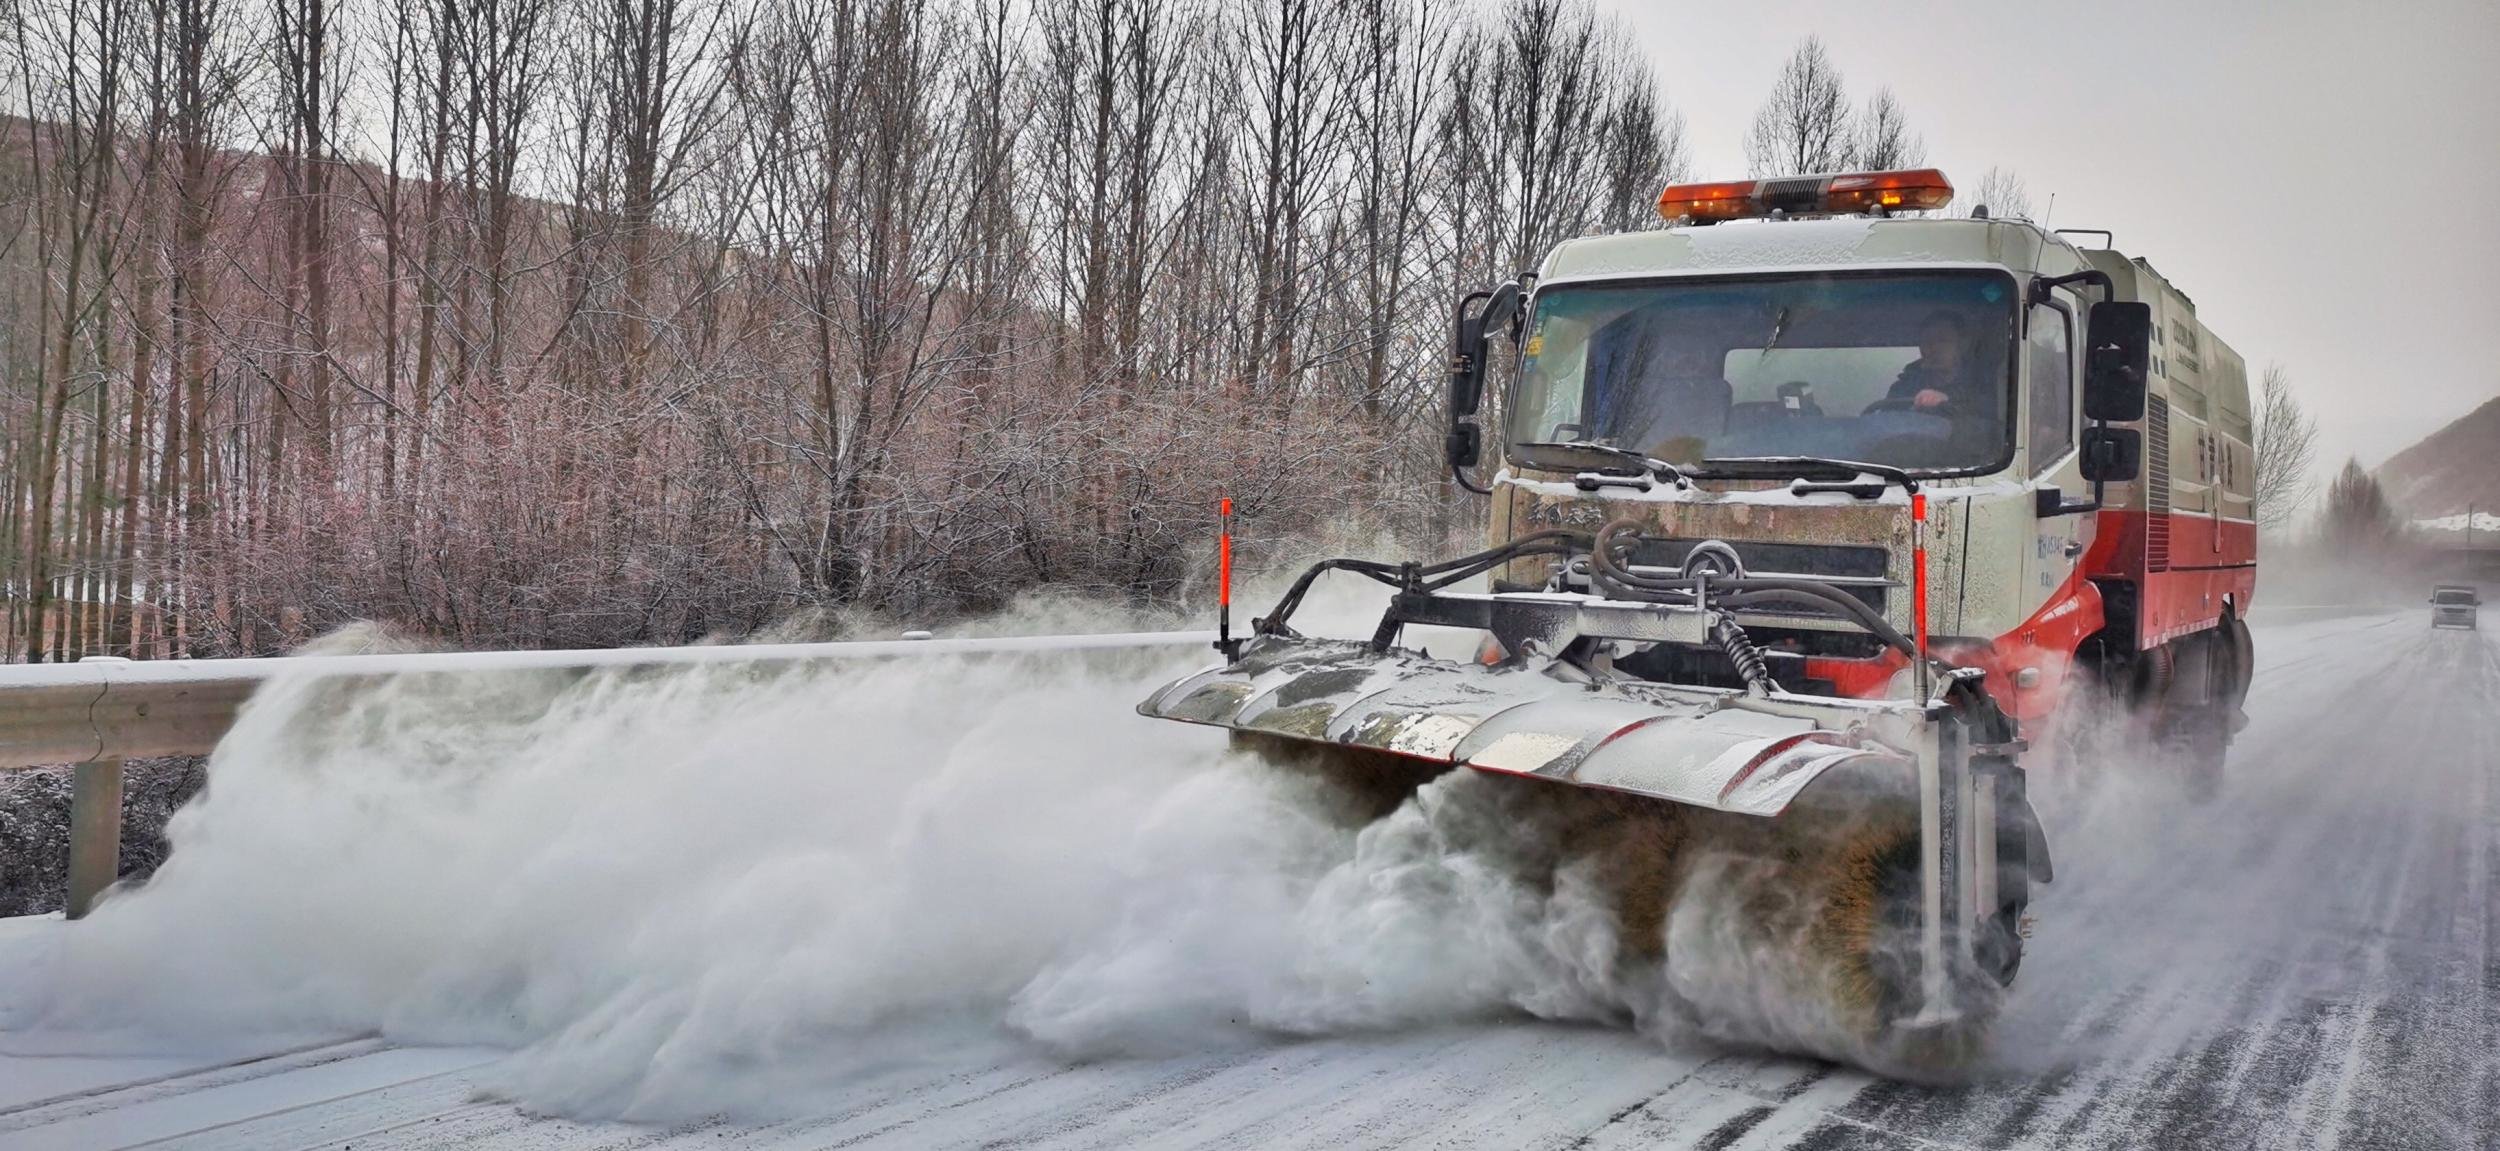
2022 293 2088 613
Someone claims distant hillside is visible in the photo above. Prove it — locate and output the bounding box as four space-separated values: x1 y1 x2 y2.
2379 395 2500 519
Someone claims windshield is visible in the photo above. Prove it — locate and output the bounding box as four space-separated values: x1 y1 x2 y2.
1506 271 2018 473
2434 589 2478 605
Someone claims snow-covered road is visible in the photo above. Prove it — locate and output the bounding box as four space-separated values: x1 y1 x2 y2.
1 609 2492 1150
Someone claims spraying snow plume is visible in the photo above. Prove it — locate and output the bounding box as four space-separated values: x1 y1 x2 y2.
1 589 1693 1120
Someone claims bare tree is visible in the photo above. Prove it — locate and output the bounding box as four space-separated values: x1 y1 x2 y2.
1596 76 1685 233
1851 87 1920 170
597 0 732 389
2322 457 2399 550
1962 165 2032 220
1231 0 1350 392
271 0 346 482
2253 363 2318 532
1029 0 1191 393
11 0 129 658
1343 0 1448 420
1743 36 1852 177
1439 0 1658 278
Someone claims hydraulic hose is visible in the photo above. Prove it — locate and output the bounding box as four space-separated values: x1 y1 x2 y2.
1258 530 1594 638
1253 520 1921 668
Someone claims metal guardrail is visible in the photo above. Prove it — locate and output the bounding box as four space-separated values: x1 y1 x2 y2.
1 630 1217 917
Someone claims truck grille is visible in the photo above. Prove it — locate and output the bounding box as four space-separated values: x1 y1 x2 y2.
1625 538 1890 615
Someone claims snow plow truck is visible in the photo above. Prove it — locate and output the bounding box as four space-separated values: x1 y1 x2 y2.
1138 168 2257 1070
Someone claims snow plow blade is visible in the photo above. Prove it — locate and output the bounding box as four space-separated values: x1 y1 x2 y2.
1139 635 1907 818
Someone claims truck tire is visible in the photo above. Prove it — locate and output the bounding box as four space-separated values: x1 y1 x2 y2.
2167 630 2234 802
2178 708 2228 802
2223 612 2255 707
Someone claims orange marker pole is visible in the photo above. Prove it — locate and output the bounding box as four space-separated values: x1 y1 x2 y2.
1911 492 1930 702
1218 497 1234 657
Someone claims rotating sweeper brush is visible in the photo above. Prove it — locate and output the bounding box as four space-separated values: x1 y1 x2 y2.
1138 521 2045 1072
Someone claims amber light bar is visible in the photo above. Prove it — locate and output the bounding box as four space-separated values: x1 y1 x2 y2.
1656 168 1955 223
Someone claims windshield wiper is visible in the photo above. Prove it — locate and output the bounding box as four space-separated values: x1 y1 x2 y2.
1515 441 1692 489
1697 455 1920 498
1755 305 1792 364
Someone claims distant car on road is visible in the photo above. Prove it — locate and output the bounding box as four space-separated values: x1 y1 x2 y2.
2430 585 2481 629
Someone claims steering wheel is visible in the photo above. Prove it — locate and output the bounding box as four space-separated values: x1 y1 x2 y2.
1860 396 1926 415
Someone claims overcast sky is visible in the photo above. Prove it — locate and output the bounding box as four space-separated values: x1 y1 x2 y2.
1595 0 2500 478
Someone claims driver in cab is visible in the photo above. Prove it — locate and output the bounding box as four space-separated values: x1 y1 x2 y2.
1880 311 1998 422
1867 311 2004 460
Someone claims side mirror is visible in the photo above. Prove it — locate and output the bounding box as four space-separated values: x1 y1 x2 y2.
2083 300 2151 422
1448 282 1523 469
2080 425 2142 483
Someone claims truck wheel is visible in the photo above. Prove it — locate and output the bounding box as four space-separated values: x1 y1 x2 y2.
2178 712 2228 802
2185 624 2246 800
2040 659 2120 774
2221 612 2256 712
2153 633 2232 803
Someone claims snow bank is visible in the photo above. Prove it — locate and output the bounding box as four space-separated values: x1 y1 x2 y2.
2414 510 2500 534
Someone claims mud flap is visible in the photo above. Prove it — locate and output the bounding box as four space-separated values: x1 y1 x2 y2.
2003 774 2051 886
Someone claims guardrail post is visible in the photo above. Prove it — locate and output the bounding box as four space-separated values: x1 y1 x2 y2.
67 756 125 919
